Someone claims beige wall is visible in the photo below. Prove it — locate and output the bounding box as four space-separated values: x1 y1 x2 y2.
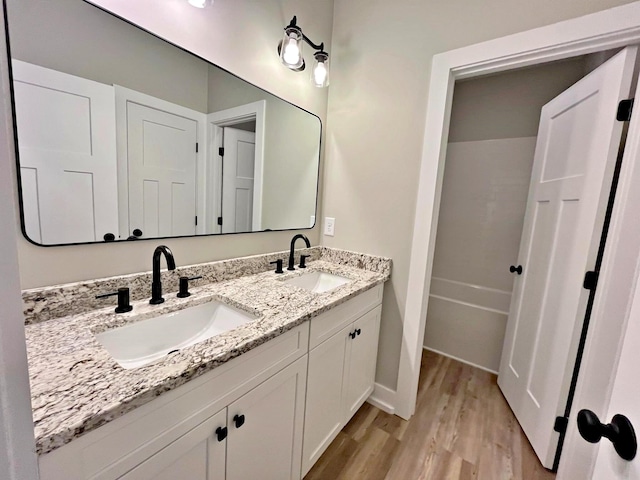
323 0 637 390
12 0 334 288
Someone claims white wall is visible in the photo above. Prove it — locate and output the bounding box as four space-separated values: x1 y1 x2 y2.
324 0 638 390
11 0 334 288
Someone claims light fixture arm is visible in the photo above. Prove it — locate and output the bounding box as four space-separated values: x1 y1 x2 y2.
286 16 325 52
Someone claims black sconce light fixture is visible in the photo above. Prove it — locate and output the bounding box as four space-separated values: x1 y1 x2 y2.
278 16 330 88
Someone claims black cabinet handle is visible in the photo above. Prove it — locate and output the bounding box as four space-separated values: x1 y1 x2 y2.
103 232 115 242
349 331 356 340
356 328 362 336
233 414 245 428
215 426 228 442
510 265 523 275
577 409 637 461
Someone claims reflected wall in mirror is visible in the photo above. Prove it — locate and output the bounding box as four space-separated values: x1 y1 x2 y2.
6 0 321 245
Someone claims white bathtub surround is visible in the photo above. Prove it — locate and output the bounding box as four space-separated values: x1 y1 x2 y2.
24 252 390 456
423 138 535 372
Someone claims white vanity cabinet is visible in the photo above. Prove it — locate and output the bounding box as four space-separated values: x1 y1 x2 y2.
37 283 385 480
38 323 309 480
301 285 383 475
120 357 307 480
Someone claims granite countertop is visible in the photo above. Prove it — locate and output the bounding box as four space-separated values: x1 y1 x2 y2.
26 259 389 456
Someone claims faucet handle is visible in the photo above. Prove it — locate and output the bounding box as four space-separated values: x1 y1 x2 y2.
177 276 203 298
270 259 284 274
96 287 133 314
299 255 311 269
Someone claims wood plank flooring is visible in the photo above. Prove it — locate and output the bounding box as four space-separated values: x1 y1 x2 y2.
304 350 556 480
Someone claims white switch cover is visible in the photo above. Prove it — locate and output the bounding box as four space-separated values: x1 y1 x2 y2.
324 217 335 236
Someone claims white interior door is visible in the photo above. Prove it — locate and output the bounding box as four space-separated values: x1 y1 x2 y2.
127 102 198 238
588 273 640 479
12 60 118 244
221 127 256 234
498 46 637 468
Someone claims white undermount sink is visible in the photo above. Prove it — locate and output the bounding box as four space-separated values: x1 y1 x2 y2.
95 301 257 369
284 271 351 293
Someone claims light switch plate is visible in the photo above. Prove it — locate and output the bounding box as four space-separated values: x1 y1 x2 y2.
324 217 335 236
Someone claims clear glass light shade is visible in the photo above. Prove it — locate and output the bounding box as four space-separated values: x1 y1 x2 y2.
280 29 304 70
188 0 211 8
311 53 330 88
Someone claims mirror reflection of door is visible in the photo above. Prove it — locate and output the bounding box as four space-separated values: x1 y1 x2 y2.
12 61 119 244
126 101 199 239
221 125 256 234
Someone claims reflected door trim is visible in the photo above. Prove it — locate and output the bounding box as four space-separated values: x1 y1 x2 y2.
115 86 208 238
207 101 266 233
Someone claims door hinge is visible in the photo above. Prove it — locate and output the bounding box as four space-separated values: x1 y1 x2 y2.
617 99 634 121
196 142 199 153
554 416 569 434
195 215 198 226
219 147 225 156
217 216 223 226
583 270 599 291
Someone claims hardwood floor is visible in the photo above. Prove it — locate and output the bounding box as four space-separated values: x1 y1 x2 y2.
304 350 556 480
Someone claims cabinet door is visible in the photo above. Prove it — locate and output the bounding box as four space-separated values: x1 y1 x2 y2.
302 323 352 475
226 356 307 480
119 408 226 480
344 306 382 420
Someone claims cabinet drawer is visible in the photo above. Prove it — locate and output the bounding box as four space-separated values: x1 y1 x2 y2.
309 284 382 349
38 323 309 480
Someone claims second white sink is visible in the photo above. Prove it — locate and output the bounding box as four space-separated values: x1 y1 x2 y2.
284 271 351 293
95 301 257 369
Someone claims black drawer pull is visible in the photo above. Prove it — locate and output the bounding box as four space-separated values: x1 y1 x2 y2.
233 414 245 428
215 426 227 441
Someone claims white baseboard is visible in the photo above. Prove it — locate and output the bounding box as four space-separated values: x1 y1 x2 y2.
366 382 396 414
423 346 499 375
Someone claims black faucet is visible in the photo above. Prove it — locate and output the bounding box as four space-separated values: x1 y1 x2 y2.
150 245 176 305
288 234 311 271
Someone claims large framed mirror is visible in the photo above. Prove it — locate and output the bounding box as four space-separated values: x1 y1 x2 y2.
5 0 321 246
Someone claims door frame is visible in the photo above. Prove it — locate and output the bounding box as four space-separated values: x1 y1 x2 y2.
207 100 266 233
114 86 208 237
398 0 640 425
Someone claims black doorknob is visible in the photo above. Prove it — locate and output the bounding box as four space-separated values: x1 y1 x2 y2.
510 265 523 275
132 228 143 237
577 409 637 461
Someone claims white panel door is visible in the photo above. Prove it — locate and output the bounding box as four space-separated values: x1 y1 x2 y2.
589 276 640 479
120 408 226 480
498 47 637 468
226 356 306 480
127 102 198 238
12 60 118 244
221 127 255 234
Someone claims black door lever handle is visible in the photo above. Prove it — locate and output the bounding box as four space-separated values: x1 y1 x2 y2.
510 265 523 275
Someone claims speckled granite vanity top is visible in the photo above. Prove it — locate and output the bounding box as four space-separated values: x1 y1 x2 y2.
24 247 391 455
